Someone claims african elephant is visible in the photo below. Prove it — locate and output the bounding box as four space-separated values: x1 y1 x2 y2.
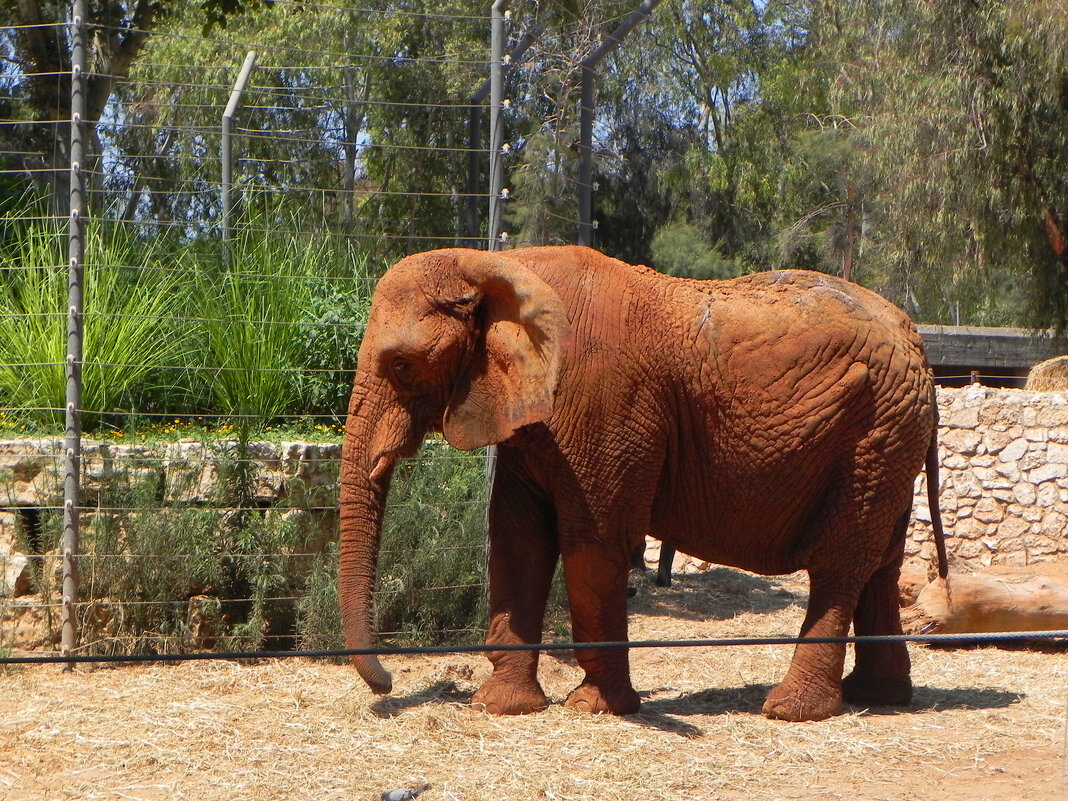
338 245 946 722
631 539 674 587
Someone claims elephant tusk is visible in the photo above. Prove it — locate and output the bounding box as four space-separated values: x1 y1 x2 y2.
369 454 394 484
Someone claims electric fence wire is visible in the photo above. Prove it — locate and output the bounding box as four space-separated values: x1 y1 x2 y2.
3 629 1067 666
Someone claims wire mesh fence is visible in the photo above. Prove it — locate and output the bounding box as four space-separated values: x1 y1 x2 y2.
0 0 637 660
6 1 1060 671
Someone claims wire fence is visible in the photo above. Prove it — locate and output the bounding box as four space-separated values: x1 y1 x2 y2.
0 0 664 662
4 3 493 662
1 0 1065 675
5 629 1068 668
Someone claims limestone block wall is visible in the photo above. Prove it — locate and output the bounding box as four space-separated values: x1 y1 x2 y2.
909 386 1068 570
2 386 1067 639
0 439 341 649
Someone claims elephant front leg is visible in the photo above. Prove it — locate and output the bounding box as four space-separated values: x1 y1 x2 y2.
560 541 641 715
762 571 855 722
470 468 557 715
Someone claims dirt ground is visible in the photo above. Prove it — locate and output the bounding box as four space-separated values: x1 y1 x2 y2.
1 569 1066 801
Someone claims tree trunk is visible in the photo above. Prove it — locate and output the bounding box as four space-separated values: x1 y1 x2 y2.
11 0 154 211
1017 156 1068 329
902 565 1068 636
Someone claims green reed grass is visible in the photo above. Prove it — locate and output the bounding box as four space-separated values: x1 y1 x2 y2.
0 213 374 429
0 218 191 424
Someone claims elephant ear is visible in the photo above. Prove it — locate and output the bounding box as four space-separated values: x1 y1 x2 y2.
442 251 570 450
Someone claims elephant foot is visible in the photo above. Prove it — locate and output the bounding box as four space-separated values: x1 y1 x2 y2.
470 675 549 716
842 671 912 708
762 680 843 722
564 680 641 715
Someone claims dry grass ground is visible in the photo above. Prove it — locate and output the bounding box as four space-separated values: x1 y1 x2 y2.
1 569 1066 801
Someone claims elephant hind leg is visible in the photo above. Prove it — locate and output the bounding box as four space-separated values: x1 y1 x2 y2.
842 511 913 708
762 478 886 722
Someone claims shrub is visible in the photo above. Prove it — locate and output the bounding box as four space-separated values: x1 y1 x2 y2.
375 441 490 644
73 435 333 655
650 220 739 280
294 270 373 422
296 439 491 649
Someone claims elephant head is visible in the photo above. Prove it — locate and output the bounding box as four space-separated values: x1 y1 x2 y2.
338 248 570 693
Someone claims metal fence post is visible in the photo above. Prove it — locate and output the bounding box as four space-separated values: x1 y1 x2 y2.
221 51 258 265
467 24 541 247
61 0 88 667
577 0 662 246
487 0 509 252
483 0 511 556
577 63 595 247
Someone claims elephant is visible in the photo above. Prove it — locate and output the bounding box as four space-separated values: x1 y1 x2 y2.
338 245 947 722
630 539 675 587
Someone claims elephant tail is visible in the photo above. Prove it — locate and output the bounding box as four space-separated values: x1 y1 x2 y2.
925 428 950 580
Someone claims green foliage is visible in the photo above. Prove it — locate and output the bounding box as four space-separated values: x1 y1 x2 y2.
0 217 192 425
81 490 225 655
191 242 314 422
4 433 495 656
295 269 374 423
649 221 739 280
73 434 343 655
802 0 1068 328
10 0 1068 329
586 0 1068 327
294 545 344 653
186 220 372 426
373 441 489 644
0 213 373 430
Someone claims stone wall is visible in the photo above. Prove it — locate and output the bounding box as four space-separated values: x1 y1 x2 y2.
0 439 341 649
908 386 1068 571
2 386 1068 649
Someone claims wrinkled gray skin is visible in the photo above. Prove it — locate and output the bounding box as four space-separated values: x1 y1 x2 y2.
339 245 939 722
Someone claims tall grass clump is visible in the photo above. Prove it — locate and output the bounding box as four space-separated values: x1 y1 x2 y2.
185 217 373 426
0 215 191 425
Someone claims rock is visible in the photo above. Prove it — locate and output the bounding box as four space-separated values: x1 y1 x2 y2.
941 429 982 456
1030 462 1068 484
997 438 1030 463
1013 483 1037 506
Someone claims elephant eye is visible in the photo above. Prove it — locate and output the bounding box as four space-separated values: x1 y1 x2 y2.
391 356 415 383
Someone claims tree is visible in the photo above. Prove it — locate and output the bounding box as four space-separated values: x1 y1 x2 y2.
502 0 647 247
2 0 157 211
819 0 1068 328
589 1 827 275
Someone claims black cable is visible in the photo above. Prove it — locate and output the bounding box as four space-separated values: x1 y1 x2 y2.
5 630 1066 666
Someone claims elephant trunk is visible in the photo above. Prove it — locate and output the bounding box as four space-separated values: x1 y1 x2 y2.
338 387 417 695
